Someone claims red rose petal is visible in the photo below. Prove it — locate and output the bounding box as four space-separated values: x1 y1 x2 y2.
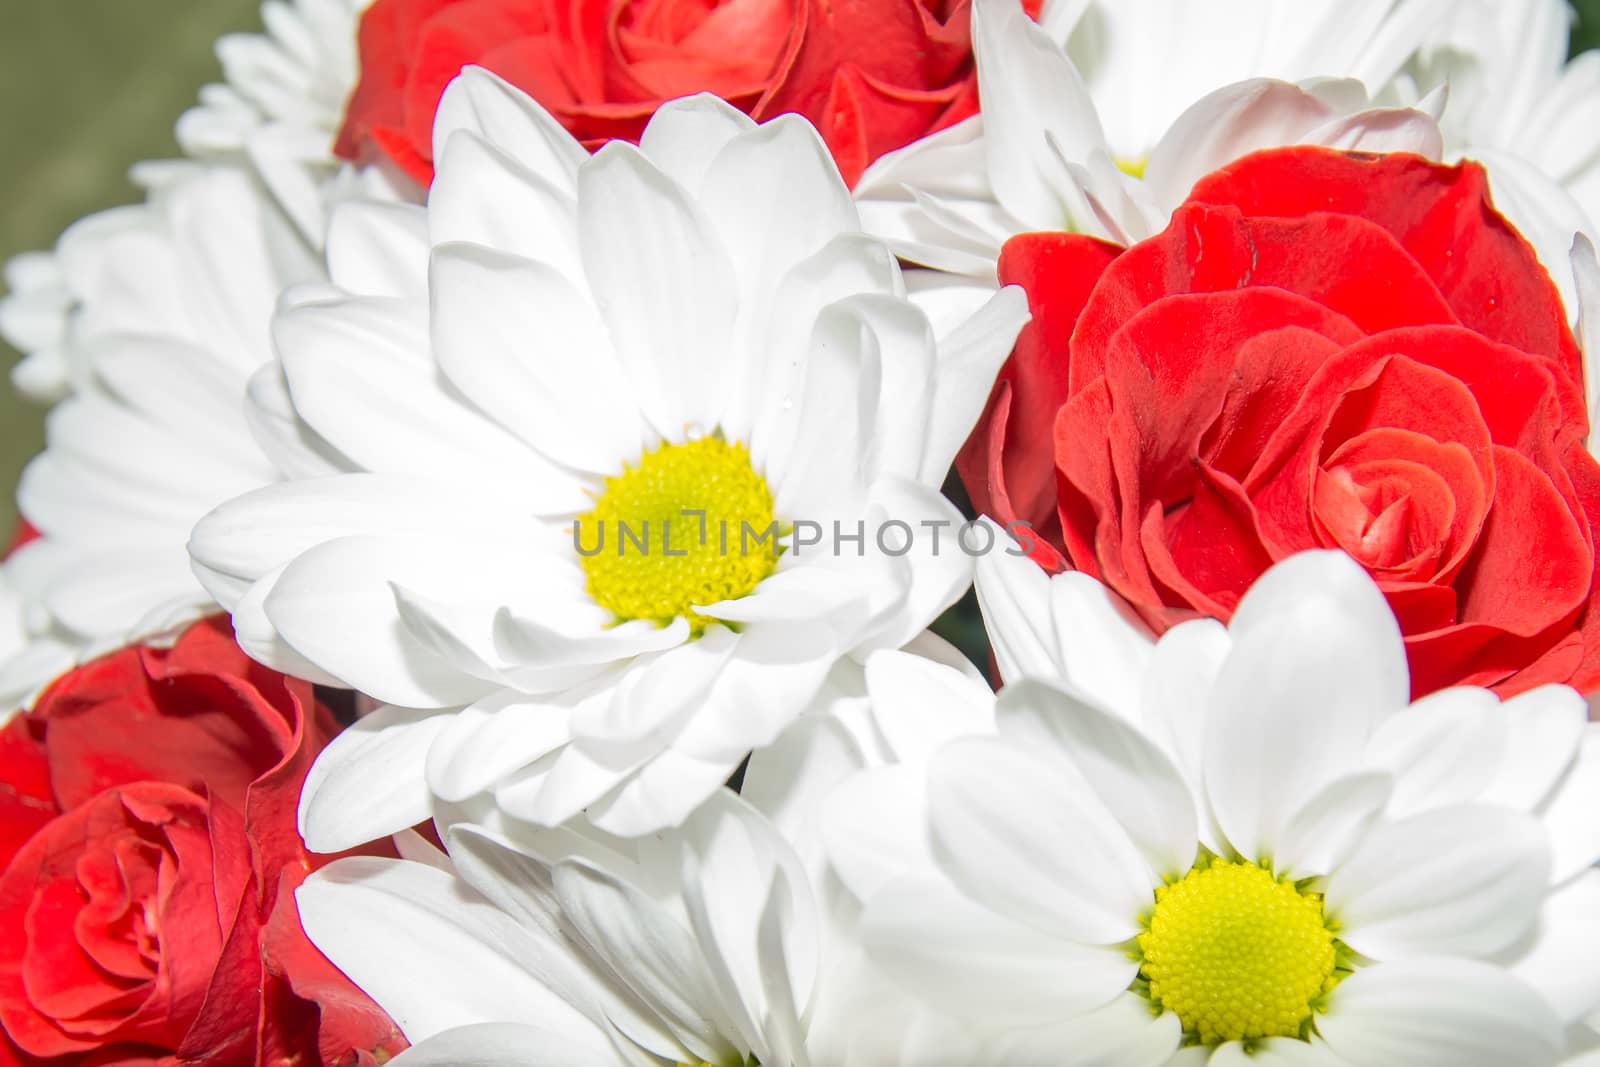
1203 325 1353 484
959 231 1119 542
1102 288 1362 502
255 868 407 1067
1316 428 1487 582
1189 147 1582 381
0 719 54 873
1379 580 1459 635
1248 345 1495 555
1147 461 1277 619
340 0 977 187
1454 445 1593 636
73 836 160 982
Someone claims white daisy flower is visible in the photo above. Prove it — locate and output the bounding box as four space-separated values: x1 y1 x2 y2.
823 546 1600 1064
854 0 1445 281
0 162 326 712
297 791 888 1067
178 0 366 157
187 67 1029 845
177 0 394 244
0 252 74 404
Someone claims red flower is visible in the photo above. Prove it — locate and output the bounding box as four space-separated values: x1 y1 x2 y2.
335 0 984 187
962 146 1600 698
0 618 405 1065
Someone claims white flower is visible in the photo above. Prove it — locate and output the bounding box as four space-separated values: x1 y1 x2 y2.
297 792 889 1066
0 162 322 710
179 0 366 156
854 0 1444 280
177 0 393 243
187 68 1029 845
0 252 73 403
824 547 1600 1065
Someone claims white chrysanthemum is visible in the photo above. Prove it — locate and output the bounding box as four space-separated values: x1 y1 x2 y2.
0 162 324 713
298 792 896 1067
822 547 1600 1065
187 68 1028 845
0 253 74 403
854 0 1445 280
177 0 389 243
178 0 366 156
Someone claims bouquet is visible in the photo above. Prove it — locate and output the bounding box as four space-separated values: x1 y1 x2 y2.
2 0 1599 1063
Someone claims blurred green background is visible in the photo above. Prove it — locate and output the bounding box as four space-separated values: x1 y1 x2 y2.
1 0 1600 540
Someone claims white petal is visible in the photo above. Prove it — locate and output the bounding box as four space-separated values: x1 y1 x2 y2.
1205 551 1407 861
1318 960 1563 1067
862 877 1134 1024
298 705 452 852
1365 687 1504 818
430 130 583 283
928 726 1153 943
188 473 529 607
997 679 1197 880
429 242 645 472
425 689 573 802
740 703 869 883
971 0 1105 227
390 1022 623 1067
973 540 1058 682
669 623 837 762
569 628 740 763
843 295 938 484
276 295 585 502
863 649 996 765
1046 565 1158 719
1140 618 1230 829
583 746 743 837
263 534 506 708
921 284 1031 483
854 479 976 654
1537 728 1600 884
822 764 935 902
432 67 586 196
297 857 611 1045
677 794 818 1059
637 93 756 192
243 363 351 480
1272 771 1392 882
325 199 430 298
1510 870 1600 1023
698 113 859 336
737 233 902 464
577 142 737 437
1483 685 1588 812
553 859 734 1063
1326 806 1548 960
767 297 880 521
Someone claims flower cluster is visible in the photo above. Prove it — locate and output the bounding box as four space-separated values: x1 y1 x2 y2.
2 0 1600 1064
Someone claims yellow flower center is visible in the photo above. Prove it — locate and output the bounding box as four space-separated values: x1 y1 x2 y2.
1137 860 1341 1046
1116 156 1148 179
576 436 780 635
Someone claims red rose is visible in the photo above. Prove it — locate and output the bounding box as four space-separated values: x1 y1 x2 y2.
0 618 405 1065
962 146 1600 698
335 0 984 187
